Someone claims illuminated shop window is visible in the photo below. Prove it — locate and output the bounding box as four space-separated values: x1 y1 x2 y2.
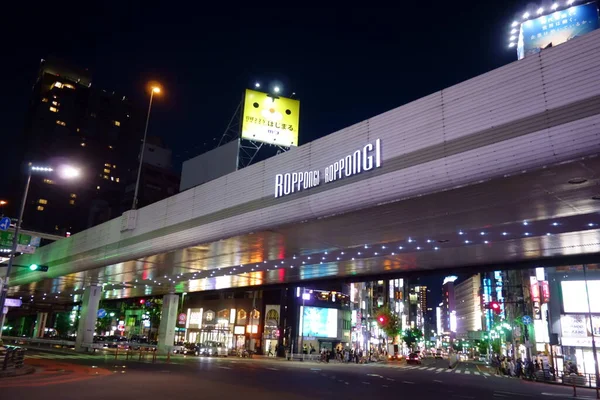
49 107 58 112
56 120 66 126
38 199 48 205
37 206 44 211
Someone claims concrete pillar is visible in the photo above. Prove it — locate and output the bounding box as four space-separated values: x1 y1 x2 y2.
35 312 48 338
75 285 101 352
157 293 179 354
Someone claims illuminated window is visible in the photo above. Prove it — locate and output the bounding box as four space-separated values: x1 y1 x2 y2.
80 142 86 147
70 193 77 199
115 177 120 183
63 83 75 89
69 199 75 205
112 164 116 169
56 120 66 126
103 168 110 174
103 175 108 179
41 98 49 103
43 178 54 184
38 199 48 205
96 186 100 190
49 107 58 112
52 101 59 106
104 163 111 167
110 176 114 181
114 121 121 127
54 82 63 88
37 205 44 211
108 145 113 149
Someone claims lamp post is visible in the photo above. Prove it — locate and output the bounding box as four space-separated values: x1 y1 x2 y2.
132 86 161 210
0 163 80 338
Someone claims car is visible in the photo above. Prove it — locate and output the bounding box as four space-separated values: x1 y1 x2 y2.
435 351 444 359
387 353 403 361
199 341 228 357
478 355 488 363
172 342 186 354
407 352 422 365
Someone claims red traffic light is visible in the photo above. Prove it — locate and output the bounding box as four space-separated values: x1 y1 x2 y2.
139 299 146 305
489 301 501 314
378 316 385 323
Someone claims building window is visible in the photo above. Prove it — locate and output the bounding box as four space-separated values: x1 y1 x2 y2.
103 175 109 179
43 178 54 184
80 142 86 147
52 101 59 106
41 98 49 103
108 145 113 149
103 168 110 174
114 121 121 127
96 186 100 190
70 193 77 199
37 205 44 211
54 82 63 88
104 163 111 167
112 164 116 169
56 120 66 126
38 199 48 205
110 176 114 181
63 83 75 90
69 199 75 205
76 128 80 132
115 177 120 183
49 107 58 112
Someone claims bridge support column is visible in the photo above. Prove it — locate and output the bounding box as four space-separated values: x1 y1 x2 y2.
157 293 179 355
34 312 48 338
75 285 101 352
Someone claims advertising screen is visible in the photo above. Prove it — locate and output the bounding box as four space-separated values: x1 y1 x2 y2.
561 280 600 313
300 306 338 338
518 2 599 59
241 89 300 147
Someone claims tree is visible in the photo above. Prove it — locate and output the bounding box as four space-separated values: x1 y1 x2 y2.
402 328 423 350
375 306 401 339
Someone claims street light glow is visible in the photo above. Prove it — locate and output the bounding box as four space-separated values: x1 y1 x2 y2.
523 11 530 19
551 3 559 9
567 0 575 4
152 87 161 93
273 86 280 93
255 82 260 88
31 166 53 172
57 165 81 179
537 7 544 14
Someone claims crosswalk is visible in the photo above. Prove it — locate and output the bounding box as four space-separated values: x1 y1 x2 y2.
377 364 516 379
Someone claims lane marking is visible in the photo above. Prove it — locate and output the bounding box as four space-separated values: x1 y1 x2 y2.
367 374 383 378
497 391 532 397
362 381 371 385
218 366 231 370
444 369 453 373
483 372 491 376
433 379 443 383
474 372 480 375
454 370 462 374
266 367 279 371
436 368 445 372
310 368 321 371
402 381 415 384
386 378 395 381
464 370 471 375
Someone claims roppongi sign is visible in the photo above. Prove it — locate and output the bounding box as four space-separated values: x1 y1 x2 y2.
274 139 381 198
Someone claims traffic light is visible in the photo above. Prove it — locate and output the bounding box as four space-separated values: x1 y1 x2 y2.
29 264 49 272
378 316 386 324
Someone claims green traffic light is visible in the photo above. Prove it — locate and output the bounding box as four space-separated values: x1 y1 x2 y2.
29 264 39 271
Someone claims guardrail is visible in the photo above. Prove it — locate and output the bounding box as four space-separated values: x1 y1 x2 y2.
1 346 26 372
1 336 158 351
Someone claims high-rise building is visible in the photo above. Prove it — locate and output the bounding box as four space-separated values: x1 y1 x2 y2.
122 136 180 209
441 276 457 334
19 57 141 235
454 274 483 338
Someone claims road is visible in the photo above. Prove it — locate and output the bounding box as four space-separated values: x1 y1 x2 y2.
1 350 598 400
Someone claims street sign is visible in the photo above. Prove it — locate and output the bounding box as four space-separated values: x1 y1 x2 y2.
0 231 31 247
16 244 35 254
0 217 11 231
4 298 22 307
522 315 532 325
178 313 187 325
97 309 107 318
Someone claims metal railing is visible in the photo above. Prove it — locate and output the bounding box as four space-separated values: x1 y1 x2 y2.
1 345 26 371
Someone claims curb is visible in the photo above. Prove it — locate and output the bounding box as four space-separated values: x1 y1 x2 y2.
0 365 35 378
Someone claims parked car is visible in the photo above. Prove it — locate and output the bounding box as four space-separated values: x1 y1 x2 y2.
407 352 422 365
172 342 186 354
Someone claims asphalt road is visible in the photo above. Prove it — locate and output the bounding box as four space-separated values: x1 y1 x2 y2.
1 350 598 400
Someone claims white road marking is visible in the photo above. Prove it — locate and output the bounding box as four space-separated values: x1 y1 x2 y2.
218 366 231 370
362 382 371 385
433 379 443 383
454 370 462 373
386 378 395 381
266 367 279 371
483 372 491 376
444 369 453 373
436 368 445 372
402 381 415 384
367 374 383 378
310 368 321 371
464 370 470 374
474 371 480 375
427 367 436 371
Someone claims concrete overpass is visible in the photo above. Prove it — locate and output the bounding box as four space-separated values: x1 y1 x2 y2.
6 29 600 314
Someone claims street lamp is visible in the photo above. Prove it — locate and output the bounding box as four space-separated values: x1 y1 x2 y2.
132 85 161 210
0 162 80 337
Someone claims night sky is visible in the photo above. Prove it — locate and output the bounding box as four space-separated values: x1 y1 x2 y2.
1 3 526 294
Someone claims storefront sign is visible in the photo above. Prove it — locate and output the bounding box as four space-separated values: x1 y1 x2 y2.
274 139 381 198
540 281 550 303
177 313 187 326
530 277 540 303
233 326 245 335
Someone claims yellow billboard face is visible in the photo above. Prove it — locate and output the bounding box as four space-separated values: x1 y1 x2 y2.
241 89 300 147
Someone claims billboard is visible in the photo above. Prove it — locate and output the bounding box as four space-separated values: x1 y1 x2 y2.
241 89 300 147
561 280 600 313
518 2 599 59
300 306 338 338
